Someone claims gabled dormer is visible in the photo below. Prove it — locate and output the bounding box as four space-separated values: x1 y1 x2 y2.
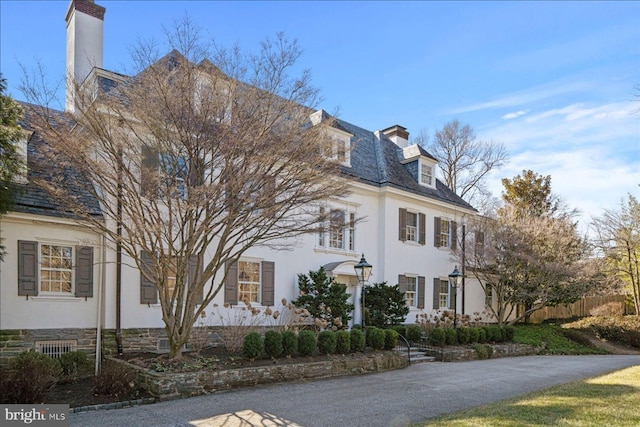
382 125 438 190
310 109 353 168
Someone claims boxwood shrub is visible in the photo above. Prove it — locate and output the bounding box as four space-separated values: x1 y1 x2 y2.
317 330 337 355
264 330 283 358
367 327 386 350
242 332 264 360
428 328 446 346
444 328 457 345
457 327 471 345
384 329 399 350
298 330 317 356
335 330 351 354
281 330 298 357
350 328 365 353
406 325 423 344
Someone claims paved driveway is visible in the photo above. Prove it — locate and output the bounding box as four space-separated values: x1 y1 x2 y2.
71 355 640 427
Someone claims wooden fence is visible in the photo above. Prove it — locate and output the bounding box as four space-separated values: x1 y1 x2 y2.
528 295 632 323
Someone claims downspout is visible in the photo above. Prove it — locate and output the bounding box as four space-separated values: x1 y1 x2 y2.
115 148 123 355
461 224 466 316
95 235 106 375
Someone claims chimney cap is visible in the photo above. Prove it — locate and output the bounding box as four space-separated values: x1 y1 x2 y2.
66 0 106 23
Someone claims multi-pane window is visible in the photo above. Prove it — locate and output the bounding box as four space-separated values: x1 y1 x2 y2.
440 219 450 248
406 212 418 242
485 284 493 308
318 207 356 252
405 276 417 307
40 244 73 293
238 261 261 304
329 209 345 249
438 279 449 309
318 207 326 247
348 213 355 252
420 164 433 186
399 208 426 245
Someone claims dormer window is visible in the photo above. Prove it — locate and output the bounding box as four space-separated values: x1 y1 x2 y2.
310 109 352 168
418 159 437 189
420 163 433 186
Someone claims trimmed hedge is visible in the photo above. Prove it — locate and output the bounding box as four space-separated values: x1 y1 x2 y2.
350 328 365 353
318 331 337 355
384 329 399 350
243 332 264 359
281 330 298 357
298 330 317 356
335 330 351 354
264 330 283 358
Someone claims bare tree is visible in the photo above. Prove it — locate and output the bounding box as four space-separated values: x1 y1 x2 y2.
592 193 640 315
416 119 508 208
22 20 351 358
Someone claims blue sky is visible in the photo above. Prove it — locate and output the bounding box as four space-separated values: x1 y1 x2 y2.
1 1 639 233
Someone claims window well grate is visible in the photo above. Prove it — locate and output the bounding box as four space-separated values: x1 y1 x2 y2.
35 340 77 358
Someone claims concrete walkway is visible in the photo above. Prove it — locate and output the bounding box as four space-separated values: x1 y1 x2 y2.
70 355 640 427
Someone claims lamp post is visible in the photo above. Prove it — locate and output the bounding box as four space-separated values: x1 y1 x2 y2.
354 254 372 330
448 265 462 329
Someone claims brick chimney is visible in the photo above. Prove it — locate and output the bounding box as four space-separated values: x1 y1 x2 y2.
65 0 106 112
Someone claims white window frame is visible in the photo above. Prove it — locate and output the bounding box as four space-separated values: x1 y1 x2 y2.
420 163 433 186
406 211 418 242
316 204 357 253
440 219 451 248
405 276 418 308
40 243 74 295
485 284 493 308
438 279 449 309
238 260 261 304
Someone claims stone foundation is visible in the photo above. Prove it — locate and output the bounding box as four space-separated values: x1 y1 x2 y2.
0 329 98 361
108 351 408 400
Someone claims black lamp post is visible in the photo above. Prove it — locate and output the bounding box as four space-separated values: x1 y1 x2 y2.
354 254 372 330
448 265 462 329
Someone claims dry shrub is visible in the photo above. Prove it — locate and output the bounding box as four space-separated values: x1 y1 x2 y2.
210 299 311 354
95 361 136 398
590 302 624 317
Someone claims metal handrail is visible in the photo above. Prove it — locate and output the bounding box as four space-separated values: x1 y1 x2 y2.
396 333 411 366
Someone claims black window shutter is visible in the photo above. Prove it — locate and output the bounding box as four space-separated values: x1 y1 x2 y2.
417 276 425 309
261 261 275 306
399 208 407 241
141 145 159 197
189 255 203 304
418 213 426 245
225 261 238 305
140 251 158 304
434 217 441 247
451 221 458 250
432 278 440 310
397 275 406 293
18 240 38 296
75 246 94 298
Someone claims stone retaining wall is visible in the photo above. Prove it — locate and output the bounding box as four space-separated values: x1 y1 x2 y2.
425 343 541 362
108 351 407 400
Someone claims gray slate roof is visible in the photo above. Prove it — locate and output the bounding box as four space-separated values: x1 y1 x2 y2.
12 103 103 220
336 119 476 211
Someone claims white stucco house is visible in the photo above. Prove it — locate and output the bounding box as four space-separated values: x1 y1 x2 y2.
0 0 491 363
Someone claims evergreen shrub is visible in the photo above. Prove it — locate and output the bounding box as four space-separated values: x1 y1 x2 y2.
384 329 399 350
457 327 471 345
335 330 351 354
242 332 264 359
264 330 283 358
350 328 365 352
317 331 337 355
281 330 298 357
298 330 317 356
428 328 446 346
406 325 423 344
367 327 386 350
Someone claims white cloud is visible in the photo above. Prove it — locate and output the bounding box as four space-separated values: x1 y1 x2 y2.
502 110 528 120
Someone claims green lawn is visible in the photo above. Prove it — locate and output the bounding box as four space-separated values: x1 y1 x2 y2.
420 365 640 427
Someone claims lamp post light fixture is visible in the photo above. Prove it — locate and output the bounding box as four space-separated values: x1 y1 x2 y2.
354 254 372 330
448 265 462 329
